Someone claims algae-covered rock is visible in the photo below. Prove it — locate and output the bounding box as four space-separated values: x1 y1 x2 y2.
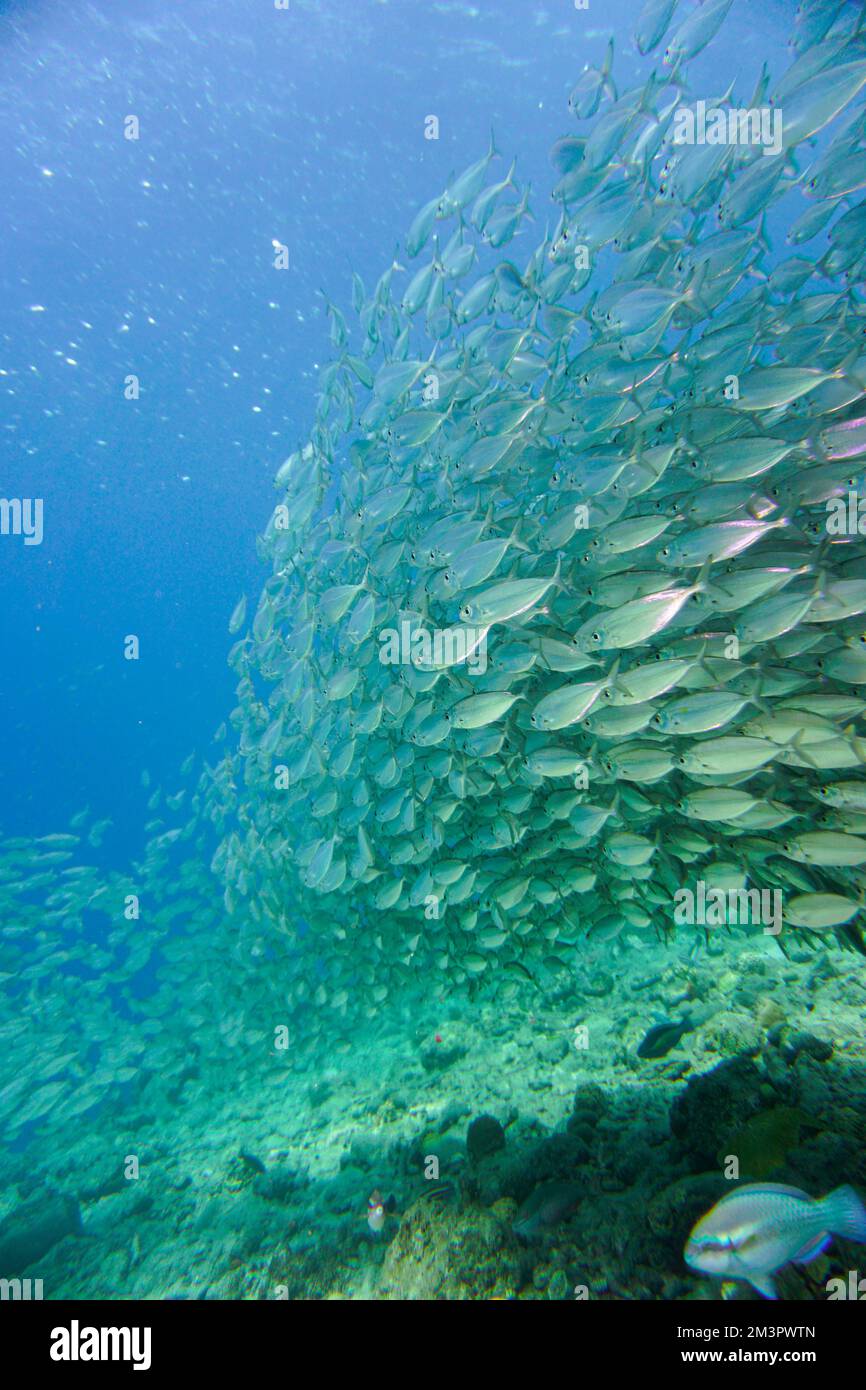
420 1034 467 1072
700 1011 762 1057
466 1115 505 1163
378 1197 522 1299
253 1163 303 1203
669 1056 769 1168
0 1191 82 1276
583 970 614 998
490 1197 518 1223
308 1080 332 1108
755 996 785 1031
726 1106 805 1179
572 1083 608 1123
783 1031 834 1064
646 1173 729 1240
410 1131 465 1175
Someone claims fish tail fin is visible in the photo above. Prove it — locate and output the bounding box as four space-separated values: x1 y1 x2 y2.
810 535 830 574
508 521 531 554
695 556 714 592
791 730 822 771
685 259 713 320
805 427 829 463
749 670 772 717
838 346 866 392
823 1185 866 1244
602 34 615 80
665 54 687 94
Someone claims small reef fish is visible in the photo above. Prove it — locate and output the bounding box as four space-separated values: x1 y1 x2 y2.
636 1005 715 1058
513 1180 582 1239
637 1015 695 1059
685 1183 866 1298
367 1189 397 1234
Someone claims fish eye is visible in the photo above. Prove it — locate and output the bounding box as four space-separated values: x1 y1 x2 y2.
591 631 602 644
652 713 663 726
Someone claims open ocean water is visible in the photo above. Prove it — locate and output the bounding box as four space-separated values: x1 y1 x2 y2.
3 0 866 1343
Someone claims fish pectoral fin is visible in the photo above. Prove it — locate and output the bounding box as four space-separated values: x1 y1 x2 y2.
791 1232 831 1265
748 1272 777 1300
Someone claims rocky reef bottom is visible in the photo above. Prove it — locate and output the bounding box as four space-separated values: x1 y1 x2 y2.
3 934 866 1300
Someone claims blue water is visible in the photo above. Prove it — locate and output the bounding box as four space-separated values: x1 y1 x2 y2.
0 0 795 845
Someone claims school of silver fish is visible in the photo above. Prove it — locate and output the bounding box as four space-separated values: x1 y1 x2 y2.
3 0 866 1148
